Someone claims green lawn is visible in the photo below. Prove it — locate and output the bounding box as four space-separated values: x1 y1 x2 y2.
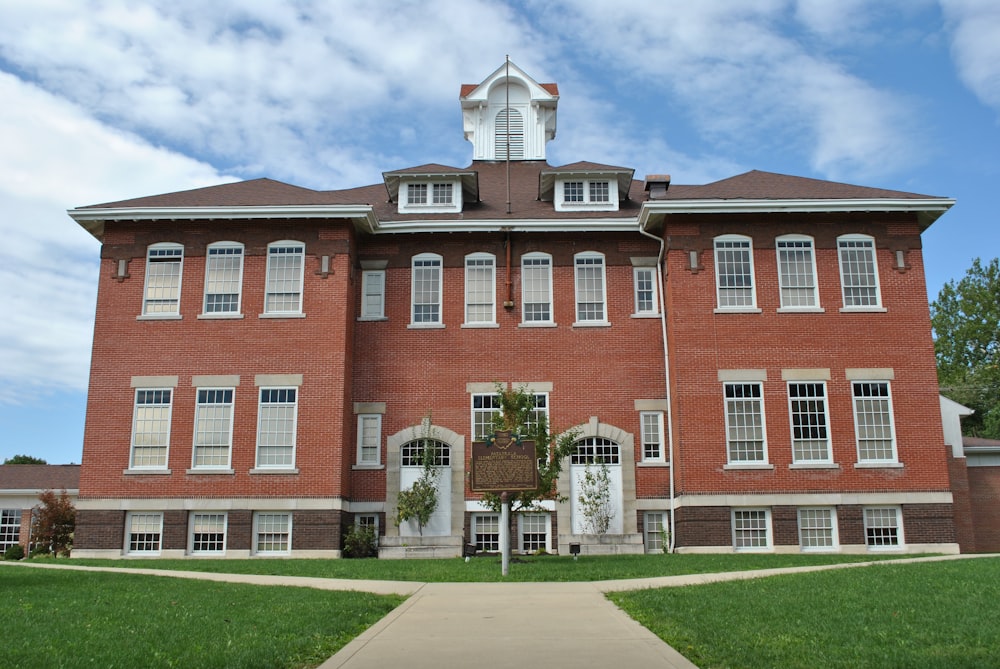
609 557 1000 669
0 567 404 669
63 551 909 582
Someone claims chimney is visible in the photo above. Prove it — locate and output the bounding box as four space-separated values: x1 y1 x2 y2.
644 174 671 200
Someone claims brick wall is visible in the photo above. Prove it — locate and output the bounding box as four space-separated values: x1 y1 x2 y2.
75 510 125 550
968 466 1000 552
947 455 976 552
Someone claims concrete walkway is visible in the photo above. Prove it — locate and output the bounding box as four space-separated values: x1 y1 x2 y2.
8 554 995 669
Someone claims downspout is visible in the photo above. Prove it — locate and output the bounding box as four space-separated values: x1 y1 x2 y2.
638 221 676 553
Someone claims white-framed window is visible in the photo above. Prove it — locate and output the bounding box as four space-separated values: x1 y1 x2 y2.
433 183 453 205
356 513 379 547
518 513 550 553
732 508 771 551
724 382 767 464
641 411 666 463
574 252 607 324
788 382 831 464
465 253 496 325
254 512 291 554
864 507 903 549
473 513 500 552
798 508 838 551
521 253 553 324
130 389 172 469
190 512 227 555
556 179 616 210
644 511 666 553
400 439 451 467
589 181 610 203
360 270 386 319
411 253 442 325
357 414 381 465
714 235 756 309
838 234 882 308
408 183 427 204
264 241 305 314
401 180 462 213
142 243 183 315
564 181 584 202
203 242 244 315
192 388 234 469
633 267 658 315
0 509 20 551
472 391 548 441
495 107 524 160
571 437 621 465
853 382 897 463
256 387 297 468
776 235 819 309
126 512 163 555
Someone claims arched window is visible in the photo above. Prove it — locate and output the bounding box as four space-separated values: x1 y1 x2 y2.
400 439 451 467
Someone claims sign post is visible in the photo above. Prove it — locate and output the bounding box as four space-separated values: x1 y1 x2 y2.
470 430 539 577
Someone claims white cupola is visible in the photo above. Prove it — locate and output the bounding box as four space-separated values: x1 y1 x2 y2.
460 60 558 161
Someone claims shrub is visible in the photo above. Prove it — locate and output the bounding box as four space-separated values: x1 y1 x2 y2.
3 544 24 560
343 524 378 558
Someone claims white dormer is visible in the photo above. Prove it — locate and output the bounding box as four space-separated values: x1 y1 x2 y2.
461 60 558 161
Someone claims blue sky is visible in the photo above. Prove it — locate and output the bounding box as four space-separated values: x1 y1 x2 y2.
1 0 998 465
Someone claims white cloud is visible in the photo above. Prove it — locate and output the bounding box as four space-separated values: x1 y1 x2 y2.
0 72 230 403
940 0 1000 114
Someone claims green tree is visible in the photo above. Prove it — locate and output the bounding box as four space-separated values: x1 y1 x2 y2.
3 455 47 464
931 257 1000 438
31 489 75 557
396 424 441 537
577 459 613 535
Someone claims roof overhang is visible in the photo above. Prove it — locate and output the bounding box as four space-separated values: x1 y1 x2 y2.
638 198 955 233
371 217 640 234
381 170 480 204
68 205 380 240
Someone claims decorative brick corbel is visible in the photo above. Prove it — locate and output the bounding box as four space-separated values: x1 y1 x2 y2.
113 258 130 282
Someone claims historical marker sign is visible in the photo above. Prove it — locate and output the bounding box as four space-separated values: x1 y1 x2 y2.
470 430 539 493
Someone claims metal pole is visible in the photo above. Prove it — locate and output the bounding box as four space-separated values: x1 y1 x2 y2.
501 491 510 576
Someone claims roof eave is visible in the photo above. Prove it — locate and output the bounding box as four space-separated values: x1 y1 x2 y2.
373 218 640 234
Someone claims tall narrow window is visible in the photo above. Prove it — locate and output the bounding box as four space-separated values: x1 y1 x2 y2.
411 253 442 325
142 243 183 315
644 512 665 553
130 389 172 469
192 388 234 469
641 411 665 463
357 414 381 466
256 388 297 468
126 512 163 555
521 253 553 324
777 236 818 308
798 508 838 551
838 235 881 308
203 242 244 314
360 270 385 319
732 509 771 551
190 512 227 555
254 512 291 554
853 382 897 463
472 393 502 441
788 382 831 463
724 382 766 464
864 507 902 549
714 236 756 309
574 252 607 323
264 242 304 314
495 107 524 160
0 509 21 551
633 267 658 315
465 254 496 325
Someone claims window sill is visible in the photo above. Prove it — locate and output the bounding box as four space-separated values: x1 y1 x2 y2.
123 468 171 475
137 314 181 321
776 307 825 314
638 461 670 467
789 463 840 470
198 313 244 320
259 312 306 319
249 468 300 475
186 468 235 475
723 463 774 470
462 323 500 329
572 321 611 328
352 464 385 471
854 462 903 469
518 322 557 328
631 312 660 319
407 323 445 329
839 306 887 313
713 308 762 314
357 316 388 322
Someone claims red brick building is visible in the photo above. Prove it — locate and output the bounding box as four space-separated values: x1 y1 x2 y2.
69 62 960 558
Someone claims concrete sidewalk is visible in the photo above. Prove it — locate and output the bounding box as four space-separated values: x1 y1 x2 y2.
319 581 697 669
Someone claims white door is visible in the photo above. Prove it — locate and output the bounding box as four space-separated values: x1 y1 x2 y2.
399 439 451 537
569 437 623 535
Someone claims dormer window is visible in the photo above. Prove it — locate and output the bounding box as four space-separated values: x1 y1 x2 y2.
554 179 618 212
399 179 462 214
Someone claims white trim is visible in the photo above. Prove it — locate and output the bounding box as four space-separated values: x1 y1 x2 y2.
670 491 953 507
201 241 244 317
731 508 773 552
411 252 443 326
573 251 608 325
357 414 382 466
775 234 820 310
360 270 386 320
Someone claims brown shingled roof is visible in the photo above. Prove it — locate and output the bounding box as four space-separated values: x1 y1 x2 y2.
83 178 327 209
659 170 940 201
0 464 80 491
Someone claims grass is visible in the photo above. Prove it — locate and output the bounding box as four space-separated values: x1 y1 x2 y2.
0 566 404 669
609 557 1000 669
62 551 912 582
